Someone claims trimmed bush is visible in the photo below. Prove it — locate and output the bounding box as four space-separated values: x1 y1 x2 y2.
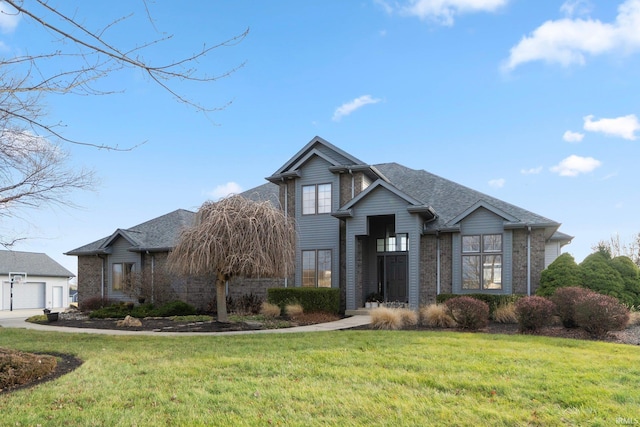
370 307 403 330
437 294 522 317
514 296 556 333
574 293 630 337
152 301 196 317
550 287 594 328
580 253 625 300
444 296 489 330
493 303 518 324
627 310 640 327
267 288 340 314
419 304 456 328
610 256 640 306
260 302 281 318
536 253 582 297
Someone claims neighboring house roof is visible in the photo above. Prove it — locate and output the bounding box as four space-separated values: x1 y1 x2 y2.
0 250 74 277
65 209 196 256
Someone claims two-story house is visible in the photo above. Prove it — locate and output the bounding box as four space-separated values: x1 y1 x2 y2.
66 136 571 311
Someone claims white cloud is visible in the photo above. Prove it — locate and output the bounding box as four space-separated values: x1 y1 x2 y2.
503 0 640 71
0 2 20 33
381 0 509 26
563 130 585 142
207 182 243 200
488 178 505 188
332 95 381 122
583 114 640 140
560 0 593 17
550 154 601 176
520 166 543 175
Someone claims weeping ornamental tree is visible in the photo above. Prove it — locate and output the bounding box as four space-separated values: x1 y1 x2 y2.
168 196 296 322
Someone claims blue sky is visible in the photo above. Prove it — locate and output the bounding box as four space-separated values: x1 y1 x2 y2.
1 0 639 277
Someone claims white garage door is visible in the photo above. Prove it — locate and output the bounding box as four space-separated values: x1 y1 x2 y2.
1 282 46 310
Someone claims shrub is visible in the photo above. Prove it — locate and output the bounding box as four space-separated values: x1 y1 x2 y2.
574 293 630 337
285 303 304 319
419 304 456 328
444 297 489 330
398 308 419 327
437 294 522 317
580 253 625 301
80 296 114 311
514 296 556 333
610 256 640 306
235 293 263 315
268 288 340 314
493 303 518 324
536 253 582 297
260 302 282 318
370 307 403 330
0 348 57 390
550 287 594 328
152 301 197 317
89 302 133 319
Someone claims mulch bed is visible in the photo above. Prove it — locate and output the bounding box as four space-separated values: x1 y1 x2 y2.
0 352 83 396
40 317 267 333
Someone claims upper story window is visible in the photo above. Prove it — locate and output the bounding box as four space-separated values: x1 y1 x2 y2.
377 233 409 252
462 234 502 290
302 183 332 215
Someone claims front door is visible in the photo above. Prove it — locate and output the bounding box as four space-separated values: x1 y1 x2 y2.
385 255 407 303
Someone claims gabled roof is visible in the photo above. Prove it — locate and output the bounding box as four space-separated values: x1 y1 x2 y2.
373 162 560 235
0 250 74 277
65 209 196 256
334 179 437 220
266 136 385 183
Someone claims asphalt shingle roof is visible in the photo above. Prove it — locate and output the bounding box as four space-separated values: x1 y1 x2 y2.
65 209 195 255
0 250 74 277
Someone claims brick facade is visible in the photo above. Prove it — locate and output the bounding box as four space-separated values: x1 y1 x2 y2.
511 228 546 295
76 255 104 307
419 233 453 306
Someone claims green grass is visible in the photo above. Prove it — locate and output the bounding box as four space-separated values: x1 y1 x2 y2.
1 329 639 426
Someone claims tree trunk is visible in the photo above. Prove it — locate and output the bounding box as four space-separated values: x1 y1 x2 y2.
216 271 228 322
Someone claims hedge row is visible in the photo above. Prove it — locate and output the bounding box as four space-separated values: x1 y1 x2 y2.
436 293 523 316
267 288 340 315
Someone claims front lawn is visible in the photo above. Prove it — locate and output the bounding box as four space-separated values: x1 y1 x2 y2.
1 328 639 426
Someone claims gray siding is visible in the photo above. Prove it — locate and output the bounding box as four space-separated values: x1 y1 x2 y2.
345 186 423 309
314 143 356 166
452 208 511 294
295 155 340 288
107 236 141 300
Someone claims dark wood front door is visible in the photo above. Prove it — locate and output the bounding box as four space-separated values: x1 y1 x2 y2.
385 255 407 303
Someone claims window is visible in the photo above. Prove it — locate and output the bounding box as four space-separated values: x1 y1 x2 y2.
112 263 135 291
462 234 502 290
376 234 408 252
302 250 332 287
302 184 332 215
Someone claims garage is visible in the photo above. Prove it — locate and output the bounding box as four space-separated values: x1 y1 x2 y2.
1 281 46 310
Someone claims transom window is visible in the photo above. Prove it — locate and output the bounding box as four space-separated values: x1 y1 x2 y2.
112 262 135 291
462 234 502 290
377 234 408 252
302 249 332 287
302 184 332 215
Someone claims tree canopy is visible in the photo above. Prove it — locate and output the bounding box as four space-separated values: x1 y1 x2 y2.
168 195 296 321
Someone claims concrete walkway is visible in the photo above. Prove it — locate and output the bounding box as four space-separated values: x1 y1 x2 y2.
0 309 371 336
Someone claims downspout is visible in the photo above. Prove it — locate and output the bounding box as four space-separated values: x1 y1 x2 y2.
151 253 155 304
99 254 106 301
436 231 441 296
349 168 354 199
283 178 289 288
527 225 531 296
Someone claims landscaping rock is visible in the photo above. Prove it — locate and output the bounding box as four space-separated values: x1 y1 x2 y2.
116 315 142 328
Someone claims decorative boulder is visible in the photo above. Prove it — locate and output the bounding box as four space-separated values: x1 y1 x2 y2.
116 315 142 328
